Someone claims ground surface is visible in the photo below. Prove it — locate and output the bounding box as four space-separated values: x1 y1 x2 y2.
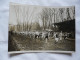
8 33 75 52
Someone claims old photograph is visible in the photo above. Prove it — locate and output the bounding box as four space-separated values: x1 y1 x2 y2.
8 3 75 53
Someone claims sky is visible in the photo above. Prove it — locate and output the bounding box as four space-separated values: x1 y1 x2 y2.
9 4 75 26
0 0 80 60
9 4 43 25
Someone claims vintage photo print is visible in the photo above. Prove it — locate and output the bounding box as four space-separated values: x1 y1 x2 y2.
8 3 75 53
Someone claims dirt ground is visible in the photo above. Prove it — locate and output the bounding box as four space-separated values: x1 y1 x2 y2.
8 33 75 52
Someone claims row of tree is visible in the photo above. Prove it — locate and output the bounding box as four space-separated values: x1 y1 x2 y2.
38 7 75 30
9 5 75 32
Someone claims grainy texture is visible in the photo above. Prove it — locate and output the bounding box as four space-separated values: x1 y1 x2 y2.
0 0 80 60
8 4 75 52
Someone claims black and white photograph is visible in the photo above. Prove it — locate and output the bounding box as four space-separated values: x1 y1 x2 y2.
8 3 75 53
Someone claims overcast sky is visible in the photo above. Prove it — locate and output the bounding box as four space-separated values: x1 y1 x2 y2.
9 4 75 25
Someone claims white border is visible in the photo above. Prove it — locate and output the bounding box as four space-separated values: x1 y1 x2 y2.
8 50 75 54
10 2 75 8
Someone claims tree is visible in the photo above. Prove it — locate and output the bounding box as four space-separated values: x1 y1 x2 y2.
38 8 55 30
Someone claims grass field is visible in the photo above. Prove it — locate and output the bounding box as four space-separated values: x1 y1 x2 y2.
8 33 75 52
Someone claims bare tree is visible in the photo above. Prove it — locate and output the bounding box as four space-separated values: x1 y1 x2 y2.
13 5 20 32
14 6 36 32
38 8 55 30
